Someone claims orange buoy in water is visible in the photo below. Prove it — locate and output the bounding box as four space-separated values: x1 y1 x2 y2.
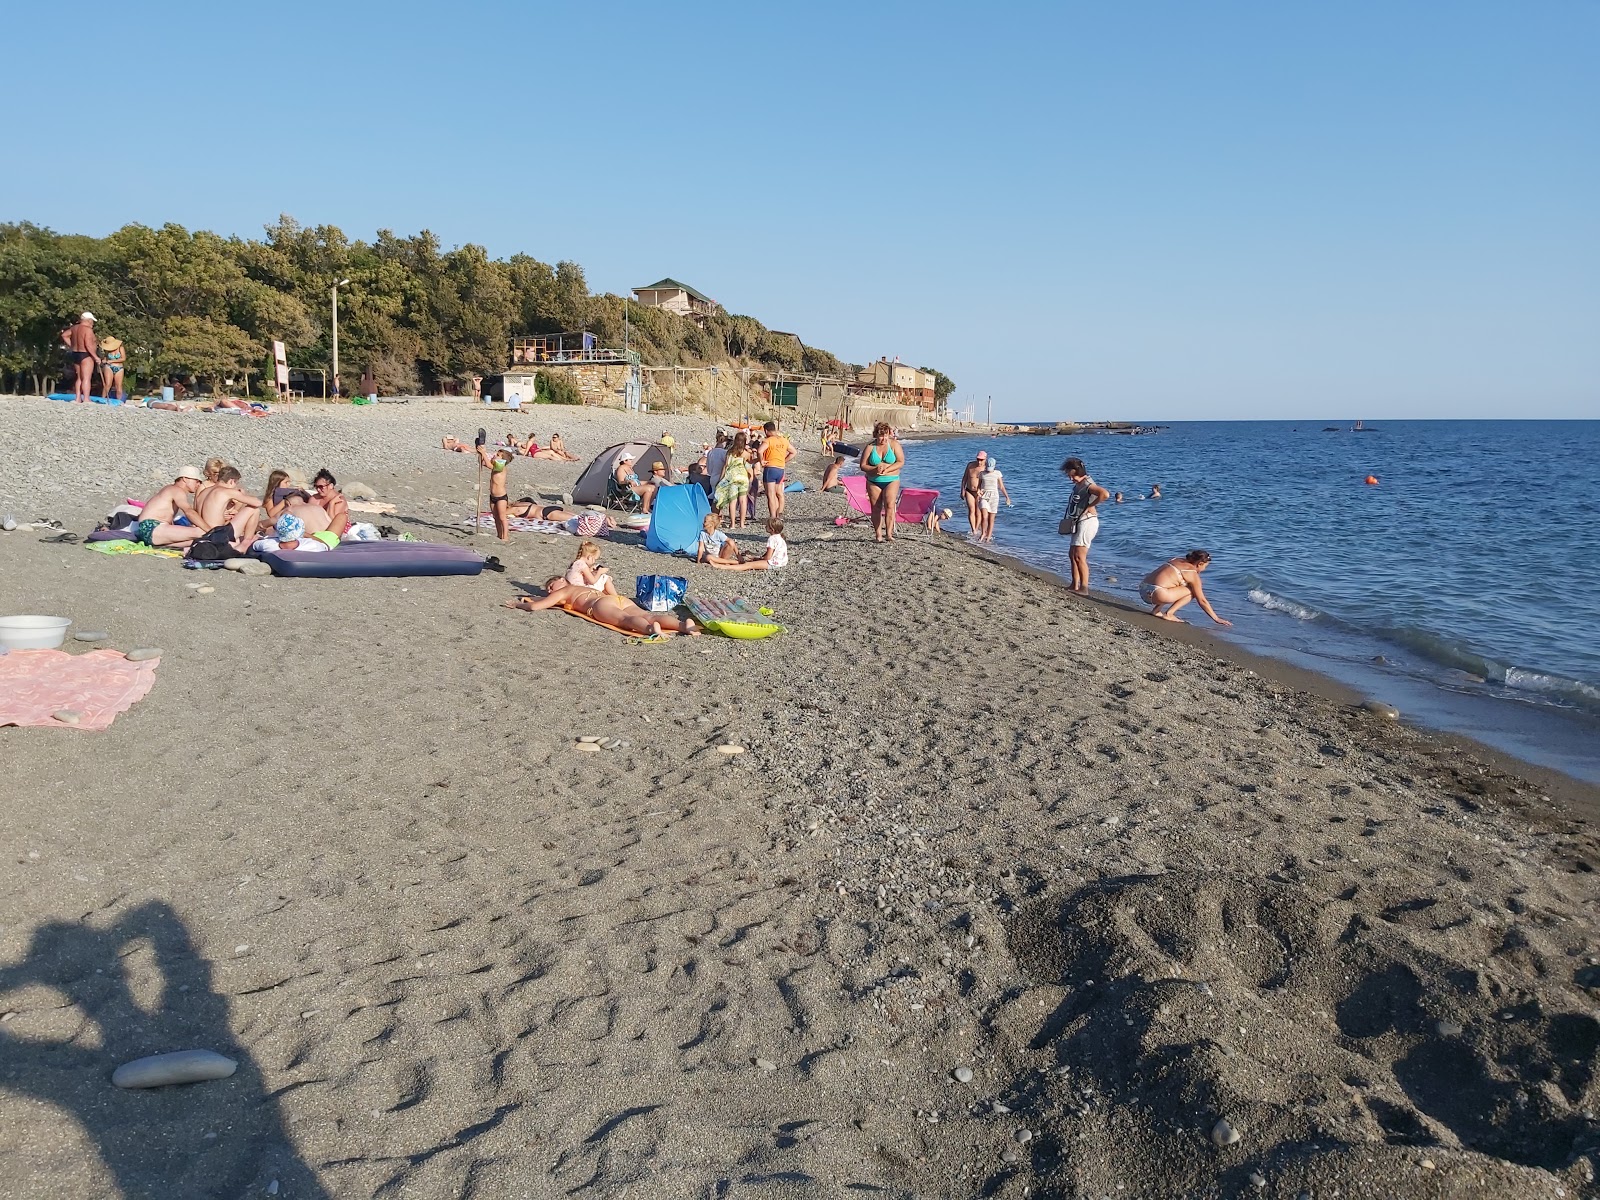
1364 475 1379 486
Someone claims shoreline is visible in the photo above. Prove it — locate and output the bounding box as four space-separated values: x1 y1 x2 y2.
1 396 1595 1198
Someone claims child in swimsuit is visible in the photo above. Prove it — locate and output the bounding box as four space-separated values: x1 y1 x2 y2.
564 540 616 595
476 445 512 541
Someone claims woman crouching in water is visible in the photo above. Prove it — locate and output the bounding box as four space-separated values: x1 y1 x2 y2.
1138 550 1231 626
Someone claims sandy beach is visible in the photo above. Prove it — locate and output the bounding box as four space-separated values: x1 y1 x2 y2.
1 398 1596 1199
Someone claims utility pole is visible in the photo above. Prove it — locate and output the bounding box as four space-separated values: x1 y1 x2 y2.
986 394 992 434
331 277 350 398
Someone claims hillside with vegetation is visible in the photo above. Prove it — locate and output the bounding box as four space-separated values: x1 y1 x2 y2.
0 217 952 404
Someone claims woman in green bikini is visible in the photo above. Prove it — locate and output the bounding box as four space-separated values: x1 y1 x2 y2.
861 422 906 542
98 336 125 401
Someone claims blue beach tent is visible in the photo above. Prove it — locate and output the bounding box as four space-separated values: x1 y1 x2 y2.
645 484 711 555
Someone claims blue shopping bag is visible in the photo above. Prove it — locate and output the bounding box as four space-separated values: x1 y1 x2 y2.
635 575 688 613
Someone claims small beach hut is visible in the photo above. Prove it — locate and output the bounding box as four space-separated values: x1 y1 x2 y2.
572 440 675 506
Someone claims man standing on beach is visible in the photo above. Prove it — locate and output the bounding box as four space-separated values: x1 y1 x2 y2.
961 450 987 534
759 420 795 518
59 313 98 404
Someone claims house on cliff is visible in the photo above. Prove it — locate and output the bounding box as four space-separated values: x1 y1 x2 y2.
856 358 937 410
632 278 720 323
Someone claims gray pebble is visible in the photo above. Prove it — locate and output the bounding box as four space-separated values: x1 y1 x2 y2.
52 709 82 725
112 1049 237 1089
573 742 601 753
753 1058 777 1072
74 631 109 642
1212 1117 1242 1147
222 558 272 576
1249 1171 1267 1188
952 1066 974 1084
125 648 162 662
1000 1148 1020 1163
1014 1128 1033 1144
1361 700 1400 720
1436 1019 1463 1037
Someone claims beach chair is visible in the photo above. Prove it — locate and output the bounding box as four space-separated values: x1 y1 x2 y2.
841 476 940 527
606 476 646 513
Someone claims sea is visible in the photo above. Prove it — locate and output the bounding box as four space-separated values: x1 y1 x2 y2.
892 420 1600 784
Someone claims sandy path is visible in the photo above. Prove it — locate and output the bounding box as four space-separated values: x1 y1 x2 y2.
0 399 1595 1198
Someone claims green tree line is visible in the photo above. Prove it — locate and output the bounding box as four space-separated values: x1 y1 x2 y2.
0 217 954 403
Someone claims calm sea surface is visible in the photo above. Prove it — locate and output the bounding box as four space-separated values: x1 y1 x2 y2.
891 420 1600 782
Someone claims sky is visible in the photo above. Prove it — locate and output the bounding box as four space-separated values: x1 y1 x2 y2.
4 0 1596 421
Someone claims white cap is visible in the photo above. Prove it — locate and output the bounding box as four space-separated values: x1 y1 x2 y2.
619 453 635 462
81 311 96 322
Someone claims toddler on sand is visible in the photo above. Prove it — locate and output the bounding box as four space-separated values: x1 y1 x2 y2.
564 540 616 595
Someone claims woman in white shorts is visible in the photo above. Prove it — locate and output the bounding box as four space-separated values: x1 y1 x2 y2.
1060 457 1110 593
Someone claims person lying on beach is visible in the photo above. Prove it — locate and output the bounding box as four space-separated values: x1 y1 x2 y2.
250 513 332 555
505 578 700 637
696 512 741 566
517 433 580 461
563 540 617 595
705 518 788 572
505 498 614 530
131 468 208 547
1139 550 1230 626
203 397 268 416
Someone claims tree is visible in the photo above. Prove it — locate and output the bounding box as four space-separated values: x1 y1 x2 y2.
921 365 957 407
154 317 259 387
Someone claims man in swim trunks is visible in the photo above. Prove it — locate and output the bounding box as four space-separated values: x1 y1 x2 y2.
759 420 795 519
59 313 99 404
133 468 207 547
960 450 987 534
505 577 700 637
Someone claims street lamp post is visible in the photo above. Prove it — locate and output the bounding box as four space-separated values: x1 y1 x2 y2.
331 278 350 398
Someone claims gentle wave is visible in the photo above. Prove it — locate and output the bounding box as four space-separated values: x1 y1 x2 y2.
1500 667 1600 713
1246 588 1322 622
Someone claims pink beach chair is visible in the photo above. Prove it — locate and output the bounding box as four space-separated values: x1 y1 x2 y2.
841 476 940 525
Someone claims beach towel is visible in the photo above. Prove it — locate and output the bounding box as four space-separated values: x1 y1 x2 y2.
85 540 184 559
463 512 608 536
0 648 160 731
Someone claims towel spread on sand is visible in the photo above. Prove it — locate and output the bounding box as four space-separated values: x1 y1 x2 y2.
0 649 160 730
85 540 184 559
464 513 608 536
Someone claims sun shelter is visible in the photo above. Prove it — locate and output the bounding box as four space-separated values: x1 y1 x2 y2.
572 441 675 506
645 484 711 555
841 475 939 524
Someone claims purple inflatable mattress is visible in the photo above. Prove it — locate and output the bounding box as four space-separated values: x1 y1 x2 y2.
262 540 484 579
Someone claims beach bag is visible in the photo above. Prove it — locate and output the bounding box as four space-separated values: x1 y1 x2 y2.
185 526 238 561
1058 514 1080 536
635 574 688 613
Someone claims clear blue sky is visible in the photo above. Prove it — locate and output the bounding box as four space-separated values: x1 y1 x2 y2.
5 1 1596 421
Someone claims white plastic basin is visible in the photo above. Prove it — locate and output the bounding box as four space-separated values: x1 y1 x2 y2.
0 615 72 650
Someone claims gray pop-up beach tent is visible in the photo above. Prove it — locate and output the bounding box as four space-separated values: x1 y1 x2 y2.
572 440 675 506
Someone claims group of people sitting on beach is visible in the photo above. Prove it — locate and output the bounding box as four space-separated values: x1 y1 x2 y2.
119 458 358 556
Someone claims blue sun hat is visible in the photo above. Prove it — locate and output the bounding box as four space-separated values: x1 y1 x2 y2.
275 513 304 542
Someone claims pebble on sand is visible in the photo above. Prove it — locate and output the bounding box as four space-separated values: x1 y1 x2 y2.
1211 1117 1242 1147
1360 701 1400 720
52 710 82 724
573 742 602 753
125 648 162 662
753 1057 777 1071
1014 1128 1033 1144
222 558 272 576
111 1049 238 1089
74 631 109 642
578 736 603 743
952 1066 974 1084
1436 1019 1464 1038
195 586 215 594
716 745 746 756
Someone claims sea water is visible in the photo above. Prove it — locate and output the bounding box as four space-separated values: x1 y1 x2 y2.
894 420 1600 782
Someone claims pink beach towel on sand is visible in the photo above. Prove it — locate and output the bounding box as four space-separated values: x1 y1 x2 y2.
0 649 160 731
